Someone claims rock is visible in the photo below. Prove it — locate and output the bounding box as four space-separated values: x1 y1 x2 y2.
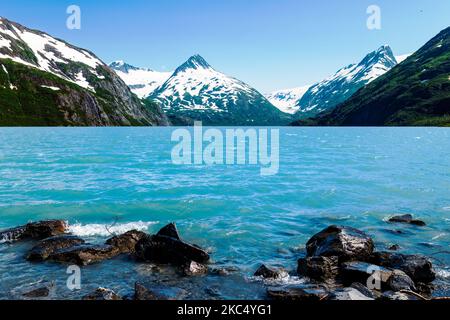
340 261 393 288
105 230 147 254
157 223 181 240
380 291 419 301
83 288 122 300
134 282 187 300
388 244 400 251
371 252 436 283
388 214 426 226
22 286 51 298
0 220 67 243
306 225 374 262
328 287 375 301
388 270 416 292
134 282 162 300
416 282 435 296
183 261 208 276
350 283 377 299
210 266 239 276
254 264 288 279
27 235 85 261
267 285 329 301
297 256 339 281
135 234 210 265
48 244 121 266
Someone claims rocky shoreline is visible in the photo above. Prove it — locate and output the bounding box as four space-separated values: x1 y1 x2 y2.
0 216 447 301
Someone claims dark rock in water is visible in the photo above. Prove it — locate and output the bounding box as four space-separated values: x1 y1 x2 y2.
350 283 377 299
388 214 426 227
254 264 288 279
388 270 416 292
157 223 181 240
388 244 400 251
134 282 162 300
370 252 436 283
327 287 374 301
134 282 187 300
416 282 435 296
183 261 208 276
135 234 210 265
306 225 374 262
210 266 240 276
0 220 67 243
105 230 147 254
267 284 329 301
48 244 121 266
83 288 122 300
27 235 85 261
340 261 393 287
22 286 51 298
297 256 339 281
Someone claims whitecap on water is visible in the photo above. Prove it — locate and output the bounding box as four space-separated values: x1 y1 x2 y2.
68 221 157 237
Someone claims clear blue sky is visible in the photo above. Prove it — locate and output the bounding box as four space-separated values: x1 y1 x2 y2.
2 0 450 92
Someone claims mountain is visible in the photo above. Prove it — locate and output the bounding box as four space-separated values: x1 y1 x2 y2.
109 61 171 99
294 27 450 126
0 17 168 126
148 55 289 125
293 45 398 120
265 86 310 114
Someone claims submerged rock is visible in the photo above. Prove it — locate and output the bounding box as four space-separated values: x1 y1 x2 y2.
388 214 426 227
381 291 419 301
267 284 329 301
135 224 210 265
48 244 121 266
134 282 187 300
297 256 339 281
254 264 288 280
371 252 436 283
83 288 122 300
105 230 147 254
134 282 162 300
306 225 374 262
0 220 67 243
22 286 51 299
27 235 85 261
388 244 400 251
183 261 208 276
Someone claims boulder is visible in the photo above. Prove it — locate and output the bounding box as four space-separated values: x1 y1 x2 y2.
134 282 162 300
48 244 121 266
27 235 85 261
254 264 288 280
83 288 122 300
183 261 208 276
388 244 400 251
267 284 329 301
297 256 339 281
388 270 417 292
135 234 210 265
371 252 436 283
105 230 147 254
327 287 374 301
134 282 187 300
0 220 67 243
388 214 426 226
22 286 51 299
157 223 181 240
306 226 374 262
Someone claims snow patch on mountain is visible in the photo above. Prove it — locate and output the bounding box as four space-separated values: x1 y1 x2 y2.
395 53 412 63
110 61 172 98
265 86 310 114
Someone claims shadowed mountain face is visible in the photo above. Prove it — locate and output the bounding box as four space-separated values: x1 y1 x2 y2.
294 27 450 127
293 46 398 120
148 55 290 126
0 17 169 126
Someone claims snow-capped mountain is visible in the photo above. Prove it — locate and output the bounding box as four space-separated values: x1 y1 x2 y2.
109 61 171 99
0 17 168 126
148 55 288 125
265 86 310 114
294 45 398 119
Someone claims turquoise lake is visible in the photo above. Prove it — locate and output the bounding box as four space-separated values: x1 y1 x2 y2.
0 127 449 299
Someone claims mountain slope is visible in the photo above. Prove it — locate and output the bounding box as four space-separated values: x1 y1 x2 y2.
265 86 310 114
296 27 450 126
148 55 289 125
109 61 171 99
0 17 168 126
294 45 398 119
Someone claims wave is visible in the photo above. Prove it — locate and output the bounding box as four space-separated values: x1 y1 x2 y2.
68 221 158 237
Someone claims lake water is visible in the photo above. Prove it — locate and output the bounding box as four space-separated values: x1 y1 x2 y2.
0 127 449 299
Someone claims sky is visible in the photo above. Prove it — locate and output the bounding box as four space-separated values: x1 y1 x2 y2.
2 0 450 92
